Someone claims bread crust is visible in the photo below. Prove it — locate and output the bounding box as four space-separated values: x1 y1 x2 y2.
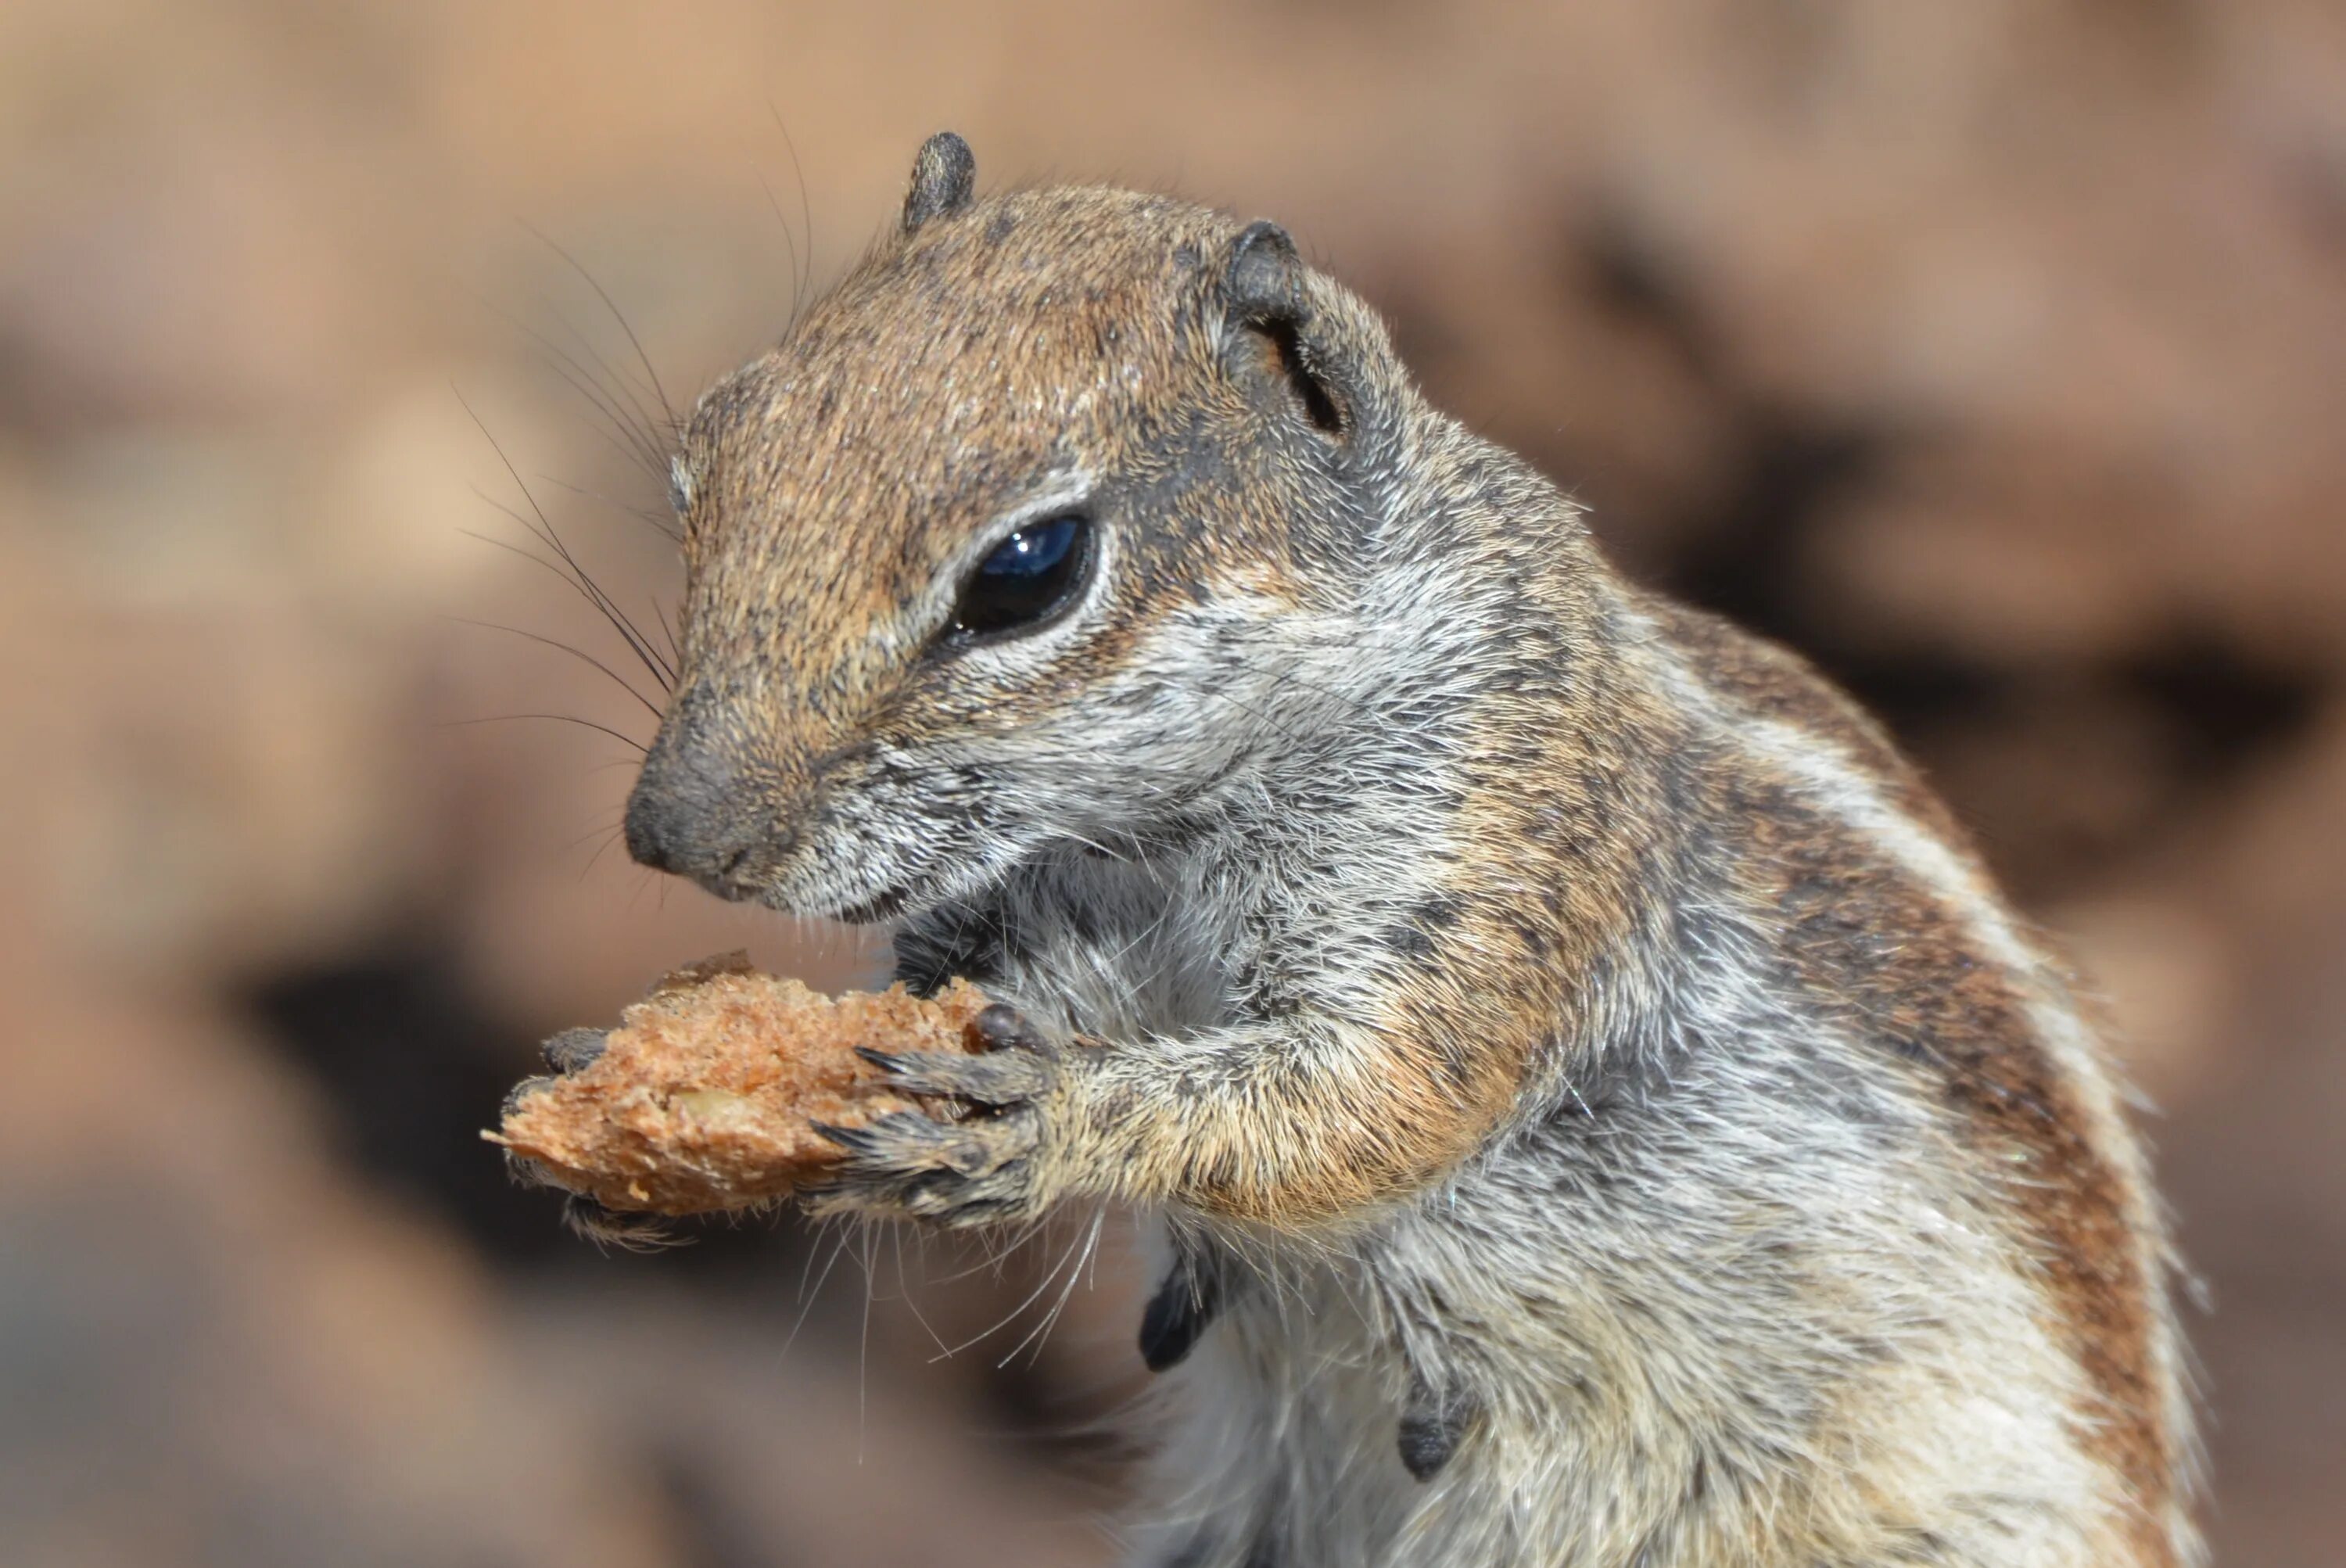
493 953 990 1215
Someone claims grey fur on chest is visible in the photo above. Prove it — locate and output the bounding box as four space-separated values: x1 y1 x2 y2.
896 826 1322 1042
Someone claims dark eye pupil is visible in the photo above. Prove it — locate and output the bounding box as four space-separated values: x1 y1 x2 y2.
951 515 1089 637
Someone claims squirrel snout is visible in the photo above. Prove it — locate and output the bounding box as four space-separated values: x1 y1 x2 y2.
623 718 782 894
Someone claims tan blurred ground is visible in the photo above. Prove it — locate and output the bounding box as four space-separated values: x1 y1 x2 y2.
2 2 2342 1564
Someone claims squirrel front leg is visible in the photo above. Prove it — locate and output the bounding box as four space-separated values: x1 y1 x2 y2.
812 996 1513 1230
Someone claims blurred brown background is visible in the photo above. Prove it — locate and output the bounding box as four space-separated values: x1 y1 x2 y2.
2 2 2341 1563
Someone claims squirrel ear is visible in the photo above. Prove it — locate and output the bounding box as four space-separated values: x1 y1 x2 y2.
1221 221 1347 438
902 131 976 233
1224 220 1308 323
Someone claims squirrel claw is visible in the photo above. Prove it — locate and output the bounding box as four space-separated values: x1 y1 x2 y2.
808 1119 878 1155
540 1026 608 1074
808 1101 1046 1227
561 1194 676 1251
809 1004 1070 1225
855 1045 1053 1106
504 1028 614 1211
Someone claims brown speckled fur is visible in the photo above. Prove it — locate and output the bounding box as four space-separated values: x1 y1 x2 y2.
601 135 2198 1567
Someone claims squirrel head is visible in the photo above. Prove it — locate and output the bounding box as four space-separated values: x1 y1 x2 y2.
626 132 1419 920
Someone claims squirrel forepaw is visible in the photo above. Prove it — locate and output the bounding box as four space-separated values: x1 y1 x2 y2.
807 1003 1073 1226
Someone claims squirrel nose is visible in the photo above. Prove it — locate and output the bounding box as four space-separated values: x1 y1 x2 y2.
624 716 762 887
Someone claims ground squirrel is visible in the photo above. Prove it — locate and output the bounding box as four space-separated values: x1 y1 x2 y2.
594 132 2199 1566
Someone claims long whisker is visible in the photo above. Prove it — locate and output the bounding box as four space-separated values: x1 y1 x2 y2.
460 518 628 618
580 824 627 878
539 472 681 543
755 167 804 328
457 394 676 691
534 297 674 476
928 1226 1075 1361
921 1226 1034 1287
891 1224 954 1358
856 1222 877 1462
446 615 665 721
780 1216 856 1361
522 221 680 429
558 806 626 852
461 516 676 698
493 303 670 483
441 712 647 754
768 104 816 321
648 592 683 671
1000 1206 1106 1369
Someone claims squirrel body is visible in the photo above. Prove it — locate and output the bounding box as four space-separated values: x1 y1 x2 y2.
619 135 2197 1566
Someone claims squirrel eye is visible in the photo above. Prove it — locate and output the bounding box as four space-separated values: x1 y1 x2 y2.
949 515 1091 638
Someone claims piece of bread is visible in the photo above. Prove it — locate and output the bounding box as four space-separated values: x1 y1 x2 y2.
492 953 991 1216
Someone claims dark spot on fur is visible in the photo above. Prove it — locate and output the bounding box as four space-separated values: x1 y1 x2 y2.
1139 1248 1229 1372
891 903 1013 993
1411 892 1465 931
1397 1381 1478 1480
985 210 1017 245
1379 922 1437 961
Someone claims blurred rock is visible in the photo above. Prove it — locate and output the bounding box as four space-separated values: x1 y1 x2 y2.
0 938 677 1568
